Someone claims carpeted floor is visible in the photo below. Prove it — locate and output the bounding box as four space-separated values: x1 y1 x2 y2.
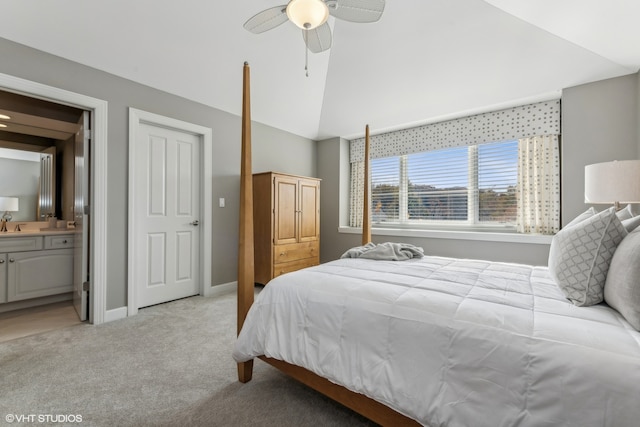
0 291 377 426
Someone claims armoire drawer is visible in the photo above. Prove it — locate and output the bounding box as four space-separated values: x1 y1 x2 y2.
273 241 319 264
273 257 319 278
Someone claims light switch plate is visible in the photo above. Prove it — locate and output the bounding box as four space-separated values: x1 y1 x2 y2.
219 198 225 208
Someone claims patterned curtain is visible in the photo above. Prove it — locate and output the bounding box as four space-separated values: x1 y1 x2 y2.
516 135 561 234
349 100 560 163
349 161 365 227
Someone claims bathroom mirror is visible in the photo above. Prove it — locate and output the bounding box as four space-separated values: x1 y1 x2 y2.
0 147 56 222
0 90 83 223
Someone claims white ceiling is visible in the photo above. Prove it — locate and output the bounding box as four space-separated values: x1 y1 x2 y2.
0 0 637 141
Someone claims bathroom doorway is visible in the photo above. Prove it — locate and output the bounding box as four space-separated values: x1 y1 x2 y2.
0 72 108 327
0 89 89 335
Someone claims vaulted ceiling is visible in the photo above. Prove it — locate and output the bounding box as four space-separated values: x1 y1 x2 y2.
0 0 637 141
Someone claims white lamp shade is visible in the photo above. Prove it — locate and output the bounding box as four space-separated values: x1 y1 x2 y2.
0 196 19 211
585 160 640 204
286 0 329 29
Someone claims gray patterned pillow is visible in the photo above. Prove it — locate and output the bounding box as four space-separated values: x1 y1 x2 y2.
548 207 627 306
604 228 640 330
565 207 596 228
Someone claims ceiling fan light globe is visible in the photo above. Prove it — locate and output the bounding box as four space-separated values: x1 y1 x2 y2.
286 0 329 30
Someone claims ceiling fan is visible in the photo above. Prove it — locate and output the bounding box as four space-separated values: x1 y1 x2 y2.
244 0 385 74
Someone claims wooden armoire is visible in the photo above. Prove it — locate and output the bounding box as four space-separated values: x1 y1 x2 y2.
253 172 320 285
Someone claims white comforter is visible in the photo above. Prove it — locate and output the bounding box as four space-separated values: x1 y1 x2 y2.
233 256 640 427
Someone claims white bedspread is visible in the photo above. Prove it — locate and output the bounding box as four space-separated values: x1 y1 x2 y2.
233 256 640 427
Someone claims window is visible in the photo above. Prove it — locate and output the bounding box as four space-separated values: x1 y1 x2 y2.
370 140 518 229
348 101 561 234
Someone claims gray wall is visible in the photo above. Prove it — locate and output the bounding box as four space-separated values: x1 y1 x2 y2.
561 73 639 225
0 37 316 310
318 72 640 266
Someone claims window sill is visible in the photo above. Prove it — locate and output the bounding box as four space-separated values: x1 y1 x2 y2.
338 226 553 245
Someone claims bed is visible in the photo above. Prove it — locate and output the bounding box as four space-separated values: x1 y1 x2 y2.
233 63 640 426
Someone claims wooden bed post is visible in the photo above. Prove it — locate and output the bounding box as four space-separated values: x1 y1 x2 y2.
362 124 372 245
238 61 254 383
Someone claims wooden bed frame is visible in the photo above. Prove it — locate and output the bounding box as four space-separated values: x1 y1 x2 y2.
236 62 420 426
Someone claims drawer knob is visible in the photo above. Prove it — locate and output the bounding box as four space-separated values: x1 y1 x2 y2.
63 240 68 244
0 259 4 264
9 258 15 263
280 252 286 256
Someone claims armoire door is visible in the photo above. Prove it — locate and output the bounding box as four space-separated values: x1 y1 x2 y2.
298 179 320 242
273 175 299 245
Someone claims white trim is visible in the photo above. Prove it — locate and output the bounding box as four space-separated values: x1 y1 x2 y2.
127 108 213 317
338 226 553 244
0 72 109 325
204 281 237 298
104 306 128 323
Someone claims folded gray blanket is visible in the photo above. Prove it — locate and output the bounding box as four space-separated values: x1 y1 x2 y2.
340 242 424 261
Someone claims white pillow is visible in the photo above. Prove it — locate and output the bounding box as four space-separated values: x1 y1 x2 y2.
605 228 640 331
616 204 635 221
622 215 640 232
548 207 627 306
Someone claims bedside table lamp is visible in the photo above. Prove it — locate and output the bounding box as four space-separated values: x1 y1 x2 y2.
585 160 640 210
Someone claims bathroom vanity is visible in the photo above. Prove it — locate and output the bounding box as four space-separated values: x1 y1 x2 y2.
0 230 74 304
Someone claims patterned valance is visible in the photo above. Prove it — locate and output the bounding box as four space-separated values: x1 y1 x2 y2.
349 100 560 163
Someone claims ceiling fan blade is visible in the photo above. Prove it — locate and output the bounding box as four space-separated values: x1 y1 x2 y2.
328 0 385 23
304 22 332 53
243 5 289 34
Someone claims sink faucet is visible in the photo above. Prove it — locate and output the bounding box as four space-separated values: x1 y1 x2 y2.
15 223 26 232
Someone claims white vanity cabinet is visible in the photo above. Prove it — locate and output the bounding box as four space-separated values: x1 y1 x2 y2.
0 234 74 303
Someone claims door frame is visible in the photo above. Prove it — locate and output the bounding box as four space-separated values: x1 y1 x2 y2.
0 72 109 324
127 108 212 316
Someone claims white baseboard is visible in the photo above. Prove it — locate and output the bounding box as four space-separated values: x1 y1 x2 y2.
104 306 128 323
204 281 236 297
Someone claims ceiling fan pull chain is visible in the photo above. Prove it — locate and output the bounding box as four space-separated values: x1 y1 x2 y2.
304 29 309 77
305 45 309 77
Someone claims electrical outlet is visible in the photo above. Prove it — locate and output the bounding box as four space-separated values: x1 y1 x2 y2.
219 198 225 208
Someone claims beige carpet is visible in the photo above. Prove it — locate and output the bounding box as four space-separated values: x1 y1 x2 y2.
0 292 377 426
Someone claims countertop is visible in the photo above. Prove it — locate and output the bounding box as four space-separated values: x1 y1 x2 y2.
0 229 76 237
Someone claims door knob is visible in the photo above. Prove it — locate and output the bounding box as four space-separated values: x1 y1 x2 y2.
190 220 199 226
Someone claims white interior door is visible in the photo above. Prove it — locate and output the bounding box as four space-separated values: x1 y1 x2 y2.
134 123 200 308
73 111 90 321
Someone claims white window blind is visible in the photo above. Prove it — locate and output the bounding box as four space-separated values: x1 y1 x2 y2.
370 140 518 228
